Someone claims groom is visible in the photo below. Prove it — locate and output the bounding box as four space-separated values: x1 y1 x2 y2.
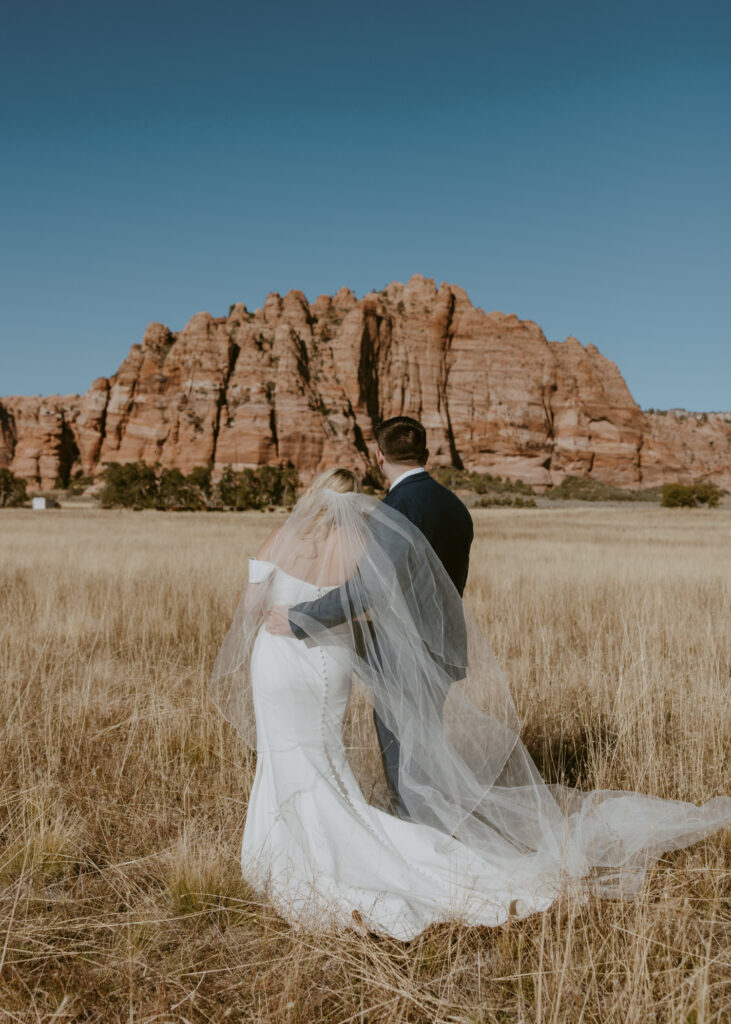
265 416 474 814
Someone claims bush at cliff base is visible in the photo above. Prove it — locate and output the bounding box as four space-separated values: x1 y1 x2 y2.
661 482 721 508
547 476 662 502
0 469 29 508
431 467 535 496
214 464 299 510
99 461 299 511
100 462 162 508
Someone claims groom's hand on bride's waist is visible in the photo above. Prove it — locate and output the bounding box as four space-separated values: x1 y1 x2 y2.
265 605 295 636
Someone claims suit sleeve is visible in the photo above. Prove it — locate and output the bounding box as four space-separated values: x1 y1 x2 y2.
288 584 355 640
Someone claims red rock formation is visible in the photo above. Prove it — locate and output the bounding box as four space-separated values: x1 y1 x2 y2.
0 395 81 489
1 275 729 490
639 410 731 487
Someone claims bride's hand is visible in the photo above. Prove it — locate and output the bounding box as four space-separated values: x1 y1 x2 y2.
265 605 294 636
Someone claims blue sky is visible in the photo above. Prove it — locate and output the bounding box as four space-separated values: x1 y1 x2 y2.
2 0 729 410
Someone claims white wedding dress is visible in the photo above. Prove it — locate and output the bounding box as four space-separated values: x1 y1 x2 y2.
243 558 563 940
211 491 730 943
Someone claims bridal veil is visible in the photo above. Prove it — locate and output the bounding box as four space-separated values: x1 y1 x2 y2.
210 486 730 899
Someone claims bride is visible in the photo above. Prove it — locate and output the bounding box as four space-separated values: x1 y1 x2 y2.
210 467 730 941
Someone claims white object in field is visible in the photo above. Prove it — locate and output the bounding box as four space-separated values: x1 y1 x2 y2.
32 497 61 509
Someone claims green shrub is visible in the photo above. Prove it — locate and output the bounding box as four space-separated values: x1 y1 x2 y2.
547 476 662 502
431 467 534 496
100 462 160 508
692 481 721 507
661 482 721 508
661 484 693 508
158 467 209 510
0 468 28 508
100 461 299 510
478 494 537 508
214 465 299 510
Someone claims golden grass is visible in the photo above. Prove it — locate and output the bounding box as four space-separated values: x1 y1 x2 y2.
0 505 729 1023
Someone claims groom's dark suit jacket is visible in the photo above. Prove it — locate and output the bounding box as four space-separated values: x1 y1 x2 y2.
381 470 473 597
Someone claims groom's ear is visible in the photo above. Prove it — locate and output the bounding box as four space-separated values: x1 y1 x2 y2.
376 448 384 468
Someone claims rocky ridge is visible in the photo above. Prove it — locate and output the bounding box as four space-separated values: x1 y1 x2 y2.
1 275 729 491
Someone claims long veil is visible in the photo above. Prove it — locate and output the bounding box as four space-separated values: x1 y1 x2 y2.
210 487 730 898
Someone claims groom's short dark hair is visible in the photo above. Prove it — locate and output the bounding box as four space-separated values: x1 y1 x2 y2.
375 416 429 465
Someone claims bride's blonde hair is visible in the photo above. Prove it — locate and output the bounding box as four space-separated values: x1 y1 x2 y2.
296 468 362 545
302 467 362 497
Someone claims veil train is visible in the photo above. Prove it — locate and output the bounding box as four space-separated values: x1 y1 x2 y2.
211 488 731 905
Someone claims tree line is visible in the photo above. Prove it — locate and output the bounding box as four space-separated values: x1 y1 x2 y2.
0 464 722 509
0 463 300 510
99 462 300 510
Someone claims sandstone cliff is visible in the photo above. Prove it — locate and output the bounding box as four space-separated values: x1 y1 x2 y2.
1 275 729 490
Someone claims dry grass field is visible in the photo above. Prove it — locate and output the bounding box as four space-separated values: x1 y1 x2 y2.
0 505 729 1023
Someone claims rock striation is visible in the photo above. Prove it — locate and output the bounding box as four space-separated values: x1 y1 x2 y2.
1 275 729 490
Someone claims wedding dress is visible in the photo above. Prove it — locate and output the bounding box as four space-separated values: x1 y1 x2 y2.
211 488 731 941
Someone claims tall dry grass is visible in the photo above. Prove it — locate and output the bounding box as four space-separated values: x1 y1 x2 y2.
0 505 728 1023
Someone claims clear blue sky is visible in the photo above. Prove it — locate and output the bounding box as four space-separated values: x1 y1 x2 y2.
2 0 729 410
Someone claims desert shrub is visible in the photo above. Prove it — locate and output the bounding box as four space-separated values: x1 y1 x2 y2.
158 468 209 510
661 482 721 508
0 468 28 507
186 465 212 496
213 464 299 510
100 462 160 508
478 494 537 508
431 467 534 496
100 461 299 510
692 481 721 507
547 476 662 502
